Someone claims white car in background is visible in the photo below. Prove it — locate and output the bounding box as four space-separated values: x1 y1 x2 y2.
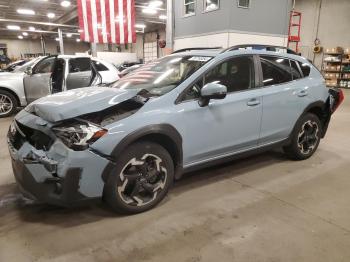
0 55 120 117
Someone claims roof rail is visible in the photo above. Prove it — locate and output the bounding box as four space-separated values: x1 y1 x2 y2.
172 47 222 54
222 44 300 55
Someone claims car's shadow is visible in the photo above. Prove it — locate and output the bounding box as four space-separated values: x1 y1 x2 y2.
2 149 292 227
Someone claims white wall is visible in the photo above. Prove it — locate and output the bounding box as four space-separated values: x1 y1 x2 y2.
174 31 287 50
1 29 166 62
295 0 350 68
0 39 90 59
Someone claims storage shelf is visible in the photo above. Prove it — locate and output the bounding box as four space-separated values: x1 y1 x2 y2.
322 47 350 86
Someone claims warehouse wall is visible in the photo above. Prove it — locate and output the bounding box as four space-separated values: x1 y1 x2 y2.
174 0 292 49
295 0 350 68
2 29 165 63
1 39 90 59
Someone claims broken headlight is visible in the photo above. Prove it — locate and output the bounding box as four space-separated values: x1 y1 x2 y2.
52 121 107 150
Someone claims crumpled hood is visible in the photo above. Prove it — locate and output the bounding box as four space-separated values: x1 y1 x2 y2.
26 87 140 122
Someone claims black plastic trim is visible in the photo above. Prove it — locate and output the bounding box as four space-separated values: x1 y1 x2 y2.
108 124 183 179
292 100 330 139
183 139 289 173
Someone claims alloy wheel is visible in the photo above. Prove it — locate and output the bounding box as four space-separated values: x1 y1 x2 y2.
117 154 168 207
297 120 319 155
0 94 13 116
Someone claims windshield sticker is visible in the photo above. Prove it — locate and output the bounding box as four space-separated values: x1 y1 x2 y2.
188 56 212 62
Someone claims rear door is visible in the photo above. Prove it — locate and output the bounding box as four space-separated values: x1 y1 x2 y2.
23 56 56 104
258 55 312 144
66 57 93 90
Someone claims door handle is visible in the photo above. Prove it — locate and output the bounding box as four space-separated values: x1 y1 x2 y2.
247 98 260 106
297 90 308 97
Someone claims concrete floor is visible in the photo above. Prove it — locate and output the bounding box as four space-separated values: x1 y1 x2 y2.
0 90 350 262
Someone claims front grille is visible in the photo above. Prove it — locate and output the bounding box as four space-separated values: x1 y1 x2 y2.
9 121 54 151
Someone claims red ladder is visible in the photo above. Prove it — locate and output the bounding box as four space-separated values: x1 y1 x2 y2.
287 11 302 53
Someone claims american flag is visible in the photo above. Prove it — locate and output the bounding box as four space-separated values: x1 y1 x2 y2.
77 0 136 44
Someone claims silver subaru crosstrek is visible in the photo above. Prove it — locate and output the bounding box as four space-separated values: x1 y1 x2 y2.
7 45 344 214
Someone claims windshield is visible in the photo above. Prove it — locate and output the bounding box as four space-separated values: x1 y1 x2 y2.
14 57 44 72
110 55 213 96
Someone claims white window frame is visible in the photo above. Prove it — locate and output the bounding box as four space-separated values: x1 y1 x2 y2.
203 0 220 13
184 0 196 17
237 0 250 9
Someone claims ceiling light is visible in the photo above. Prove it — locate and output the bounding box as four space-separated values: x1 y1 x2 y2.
7 25 20 30
18 35 23 39
55 37 60 41
78 29 83 33
142 8 157 14
47 13 55 19
149 1 163 7
22 32 28 36
135 24 146 29
66 33 72 38
159 14 167 20
17 9 35 15
29 26 36 31
76 39 81 42
60 1 71 7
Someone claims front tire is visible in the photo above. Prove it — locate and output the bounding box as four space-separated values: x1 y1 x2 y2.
104 141 174 214
284 113 322 160
0 90 17 118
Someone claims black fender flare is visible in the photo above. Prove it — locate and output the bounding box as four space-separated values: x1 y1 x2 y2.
287 100 329 144
101 124 183 182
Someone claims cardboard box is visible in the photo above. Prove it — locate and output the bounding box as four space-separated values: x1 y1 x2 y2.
326 47 343 54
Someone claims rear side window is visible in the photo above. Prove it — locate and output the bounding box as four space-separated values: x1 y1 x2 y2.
290 60 302 80
69 58 91 73
260 56 292 86
298 62 311 77
92 60 109 71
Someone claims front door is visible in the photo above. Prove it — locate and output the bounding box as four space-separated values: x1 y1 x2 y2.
177 55 263 167
66 57 93 90
23 56 56 104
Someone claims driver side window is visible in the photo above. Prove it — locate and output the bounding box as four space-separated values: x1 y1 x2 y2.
182 56 255 101
33 57 56 74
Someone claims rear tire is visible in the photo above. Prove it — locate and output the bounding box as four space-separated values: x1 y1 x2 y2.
104 141 174 214
0 90 17 118
284 113 322 160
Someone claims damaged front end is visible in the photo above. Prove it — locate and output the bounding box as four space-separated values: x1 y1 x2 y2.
51 95 147 151
7 93 147 206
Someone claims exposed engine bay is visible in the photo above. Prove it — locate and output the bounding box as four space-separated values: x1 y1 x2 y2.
80 94 148 126
51 95 148 151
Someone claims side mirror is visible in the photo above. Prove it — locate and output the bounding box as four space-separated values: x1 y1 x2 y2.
199 82 227 107
24 67 33 75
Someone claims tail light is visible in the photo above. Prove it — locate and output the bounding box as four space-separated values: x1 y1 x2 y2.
330 88 344 113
